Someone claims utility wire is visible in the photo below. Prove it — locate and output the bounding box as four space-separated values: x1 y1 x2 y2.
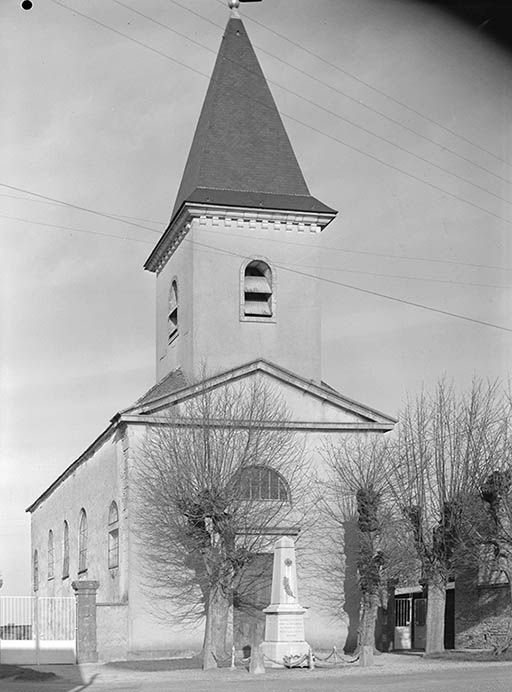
0 183 162 235
0 214 154 244
197 228 512 273
2 187 511 274
165 0 512 187
46 0 512 229
48 0 210 80
112 0 512 207
234 1 512 169
188 237 512 334
292 262 512 290
0 192 164 226
3 211 510 332
2 211 510 288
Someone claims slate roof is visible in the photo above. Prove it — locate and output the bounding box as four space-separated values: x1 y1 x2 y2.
170 16 336 221
132 368 187 407
27 360 396 513
125 359 397 426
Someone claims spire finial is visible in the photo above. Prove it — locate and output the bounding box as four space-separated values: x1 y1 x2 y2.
228 0 240 18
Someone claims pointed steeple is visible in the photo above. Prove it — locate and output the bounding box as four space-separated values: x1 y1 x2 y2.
170 15 335 220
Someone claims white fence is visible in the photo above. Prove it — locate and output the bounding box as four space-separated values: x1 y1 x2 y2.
0 596 76 664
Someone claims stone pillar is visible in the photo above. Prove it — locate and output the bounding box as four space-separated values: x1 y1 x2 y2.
72 580 99 663
261 536 309 667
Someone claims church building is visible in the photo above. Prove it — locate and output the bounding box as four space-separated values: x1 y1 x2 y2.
27 4 396 662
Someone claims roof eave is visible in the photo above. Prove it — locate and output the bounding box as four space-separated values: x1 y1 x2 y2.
128 357 397 425
144 201 337 273
26 418 120 514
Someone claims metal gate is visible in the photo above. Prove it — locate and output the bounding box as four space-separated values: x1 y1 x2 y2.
0 596 76 664
394 596 412 649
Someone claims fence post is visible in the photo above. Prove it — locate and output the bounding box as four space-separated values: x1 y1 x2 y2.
71 581 99 663
34 594 41 665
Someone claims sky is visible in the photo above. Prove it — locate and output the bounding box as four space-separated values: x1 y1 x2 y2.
1 0 511 595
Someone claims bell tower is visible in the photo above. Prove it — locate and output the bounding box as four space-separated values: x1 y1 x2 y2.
144 4 337 384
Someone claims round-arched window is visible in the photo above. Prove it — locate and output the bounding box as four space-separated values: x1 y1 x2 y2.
243 261 272 318
239 465 289 501
78 509 88 574
108 501 120 569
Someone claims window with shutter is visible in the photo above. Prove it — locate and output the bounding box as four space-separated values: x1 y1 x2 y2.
243 261 272 318
168 280 178 343
108 501 120 569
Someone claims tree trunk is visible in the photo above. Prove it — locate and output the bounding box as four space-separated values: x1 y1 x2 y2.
248 617 265 674
359 591 379 667
202 585 231 670
425 575 446 655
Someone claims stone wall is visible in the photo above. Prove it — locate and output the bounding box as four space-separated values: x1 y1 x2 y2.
455 569 511 649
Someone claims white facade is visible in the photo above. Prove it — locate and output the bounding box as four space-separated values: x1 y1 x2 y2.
27 11 397 662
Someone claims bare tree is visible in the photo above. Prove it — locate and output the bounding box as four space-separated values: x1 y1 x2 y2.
321 434 409 666
134 377 308 669
389 378 508 654
478 392 512 652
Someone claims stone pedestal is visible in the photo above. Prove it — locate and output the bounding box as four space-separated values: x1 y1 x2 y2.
261 536 309 667
72 580 99 663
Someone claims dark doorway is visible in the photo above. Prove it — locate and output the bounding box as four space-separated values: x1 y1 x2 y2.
412 597 427 649
444 588 455 649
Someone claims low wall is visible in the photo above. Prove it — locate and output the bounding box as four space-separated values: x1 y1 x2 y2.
0 639 75 665
456 583 511 649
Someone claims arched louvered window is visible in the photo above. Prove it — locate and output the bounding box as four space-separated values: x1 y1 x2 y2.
62 521 69 579
168 280 178 343
33 550 39 592
239 465 290 501
47 530 54 580
243 261 272 318
78 509 88 574
108 501 119 569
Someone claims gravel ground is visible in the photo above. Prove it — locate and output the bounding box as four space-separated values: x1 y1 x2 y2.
2 652 512 692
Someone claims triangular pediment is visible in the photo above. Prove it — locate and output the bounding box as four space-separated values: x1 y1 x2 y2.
122 360 396 431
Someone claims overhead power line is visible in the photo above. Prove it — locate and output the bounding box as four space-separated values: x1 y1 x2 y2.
188 237 512 334
0 214 154 244
3 210 510 332
166 0 512 187
293 262 511 290
0 183 162 235
0 192 164 226
47 0 512 229
234 0 512 169
4 211 509 290
47 0 210 79
197 228 512 273
112 0 512 207
2 185 511 274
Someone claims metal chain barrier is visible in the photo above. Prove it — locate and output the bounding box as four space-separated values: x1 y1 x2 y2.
222 644 360 670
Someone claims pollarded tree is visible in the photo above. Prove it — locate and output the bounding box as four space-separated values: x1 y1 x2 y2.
321 434 411 666
134 377 308 670
389 378 508 654
479 398 512 653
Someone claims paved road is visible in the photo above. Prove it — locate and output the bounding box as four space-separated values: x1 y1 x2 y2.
2 663 512 692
